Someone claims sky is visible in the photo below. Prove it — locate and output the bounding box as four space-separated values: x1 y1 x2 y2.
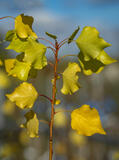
0 0 119 55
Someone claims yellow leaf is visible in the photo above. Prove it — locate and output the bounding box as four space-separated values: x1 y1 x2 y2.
71 104 106 136
20 110 39 138
15 14 37 39
61 62 81 95
5 59 16 73
6 82 38 109
2 100 15 116
55 99 61 105
5 59 31 81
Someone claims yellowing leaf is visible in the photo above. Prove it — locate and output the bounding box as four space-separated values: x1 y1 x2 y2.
76 26 111 60
20 110 39 138
76 26 117 75
6 33 30 53
2 100 15 116
5 30 15 41
5 59 31 81
23 38 47 70
8 60 31 81
6 82 38 109
0 71 10 89
97 50 117 65
71 104 106 136
61 62 81 95
15 14 37 39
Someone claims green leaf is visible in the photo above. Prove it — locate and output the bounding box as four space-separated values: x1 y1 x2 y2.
5 30 15 41
68 26 80 44
23 38 47 70
76 26 117 75
71 104 106 136
45 32 57 40
21 110 39 138
6 82 38 109
15 14 37 39
6 33 29 53
61 62 81 95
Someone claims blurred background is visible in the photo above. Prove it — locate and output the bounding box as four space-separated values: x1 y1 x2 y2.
0 0 119 160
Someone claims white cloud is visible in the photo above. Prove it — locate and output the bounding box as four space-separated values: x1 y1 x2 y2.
26 9 73 36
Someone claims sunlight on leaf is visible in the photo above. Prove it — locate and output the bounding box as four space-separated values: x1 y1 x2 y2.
5 59 31 81
23 38 47 70
8 60 31 81
20 110 39 138
5 59 16 73
71 104 106 136
76 26 117 75
6 33 30 53
61 62 81 95
6 82 38 109
15 14 37 39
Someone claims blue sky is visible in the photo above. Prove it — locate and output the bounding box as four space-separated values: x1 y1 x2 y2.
0 0 119 27
0 0 119 55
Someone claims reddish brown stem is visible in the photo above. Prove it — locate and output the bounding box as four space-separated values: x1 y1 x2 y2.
38 37 55 48
0 16 15 20
59 38 68 47
48 62 54 67
39 94 52 103
49 41 59 160
58 54 77 62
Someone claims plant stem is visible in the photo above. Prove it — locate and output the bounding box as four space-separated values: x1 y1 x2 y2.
0 16 15 20
39 119 50 125
58 54 77 62
38 37 55 48
39 94 52 103
49 40 59 160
